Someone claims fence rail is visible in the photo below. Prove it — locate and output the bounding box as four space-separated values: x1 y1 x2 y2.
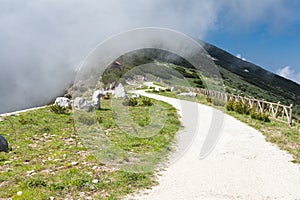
190 88 294 126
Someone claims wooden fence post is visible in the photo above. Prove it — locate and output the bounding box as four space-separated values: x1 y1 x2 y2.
289 104 293 126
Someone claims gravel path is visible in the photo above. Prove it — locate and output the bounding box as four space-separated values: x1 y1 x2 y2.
128 91 300 200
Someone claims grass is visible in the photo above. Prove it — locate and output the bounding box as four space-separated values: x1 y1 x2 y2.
0 97 180 199
150 90 300 164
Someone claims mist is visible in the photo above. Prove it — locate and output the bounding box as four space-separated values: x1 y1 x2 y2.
0 0 293 113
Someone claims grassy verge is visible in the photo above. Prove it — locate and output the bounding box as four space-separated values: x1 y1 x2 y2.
150 90 300 164
0 97 180 199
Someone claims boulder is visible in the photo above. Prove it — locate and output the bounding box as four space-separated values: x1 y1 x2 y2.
178 92 197 97
114 83 126 98
74 97 94 112
0 135 8 152
131 94 140 98
54 97 71 108
92 90 103 110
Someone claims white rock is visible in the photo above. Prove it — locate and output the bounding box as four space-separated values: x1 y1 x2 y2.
71 161 79 166
54 97 71 108
79 192 85 197
92 179 99 184
92 90 103 110
114 83 126 98
73 97 94 112
178 92 197 97
131 94 140 98
26 170 35 174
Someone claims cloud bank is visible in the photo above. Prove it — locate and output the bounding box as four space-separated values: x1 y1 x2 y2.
0 0 296 113
276 66 300 84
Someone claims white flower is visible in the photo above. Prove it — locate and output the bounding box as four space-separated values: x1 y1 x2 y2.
17 191 22 196
92 179 99 184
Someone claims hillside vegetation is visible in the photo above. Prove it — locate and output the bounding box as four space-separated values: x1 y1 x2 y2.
0 98 180 199
100 45 300 117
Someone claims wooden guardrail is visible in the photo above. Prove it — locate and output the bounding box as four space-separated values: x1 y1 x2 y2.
189 88 294 126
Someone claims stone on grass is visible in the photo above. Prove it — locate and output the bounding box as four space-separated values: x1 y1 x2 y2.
92 179 99 184
54 97 71 108
114 83 126 98
92 90 103 110
74 97 94 112
0 135 8 152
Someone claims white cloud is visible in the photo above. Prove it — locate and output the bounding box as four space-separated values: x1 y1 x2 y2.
236 54 246 61
276 66 300 84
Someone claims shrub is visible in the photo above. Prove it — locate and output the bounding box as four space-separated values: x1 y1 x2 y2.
250 108 270 122
212 98 225 107
206 96 212 103
129 98 138 106
141 97 153 106
49 104 70 114
232 100 251 115
226 100 234 111
233 100 244 114
123 97 138 107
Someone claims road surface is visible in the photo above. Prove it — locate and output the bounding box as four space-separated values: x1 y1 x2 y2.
128 91 300 200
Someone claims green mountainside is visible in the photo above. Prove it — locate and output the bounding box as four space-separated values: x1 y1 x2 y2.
99 42 299 116
202 42 300 108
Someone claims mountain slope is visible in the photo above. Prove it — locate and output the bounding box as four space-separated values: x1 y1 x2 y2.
97 41 300 115
202 42 300 101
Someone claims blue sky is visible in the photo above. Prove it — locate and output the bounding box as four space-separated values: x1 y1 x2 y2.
202 1 300 83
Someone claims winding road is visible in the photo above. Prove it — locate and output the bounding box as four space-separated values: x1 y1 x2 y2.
128 91 300 200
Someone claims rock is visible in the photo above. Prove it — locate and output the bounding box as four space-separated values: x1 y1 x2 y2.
92 179 99 184
73 97 94 112
54 97 71 108
131 94 140 98
114 83 126 98
92 90 103 110
71 161 79 166
154 87 161 92
178 92 197 97
0 135 8 152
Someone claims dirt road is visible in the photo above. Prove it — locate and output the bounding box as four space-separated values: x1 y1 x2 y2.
129 91 300 200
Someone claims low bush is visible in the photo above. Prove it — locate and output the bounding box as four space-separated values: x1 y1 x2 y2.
233 100 244 114
49 104 70 114
206 96 212 103
226 100 234 111
141 97 153 106
212 98 226 107
229 100 251 115
123 97 138 107
250 109 270 122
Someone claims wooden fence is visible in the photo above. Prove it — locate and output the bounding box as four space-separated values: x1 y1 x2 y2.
190 88 294 126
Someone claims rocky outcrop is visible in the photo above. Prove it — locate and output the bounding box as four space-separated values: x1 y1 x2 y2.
73 97 94 112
